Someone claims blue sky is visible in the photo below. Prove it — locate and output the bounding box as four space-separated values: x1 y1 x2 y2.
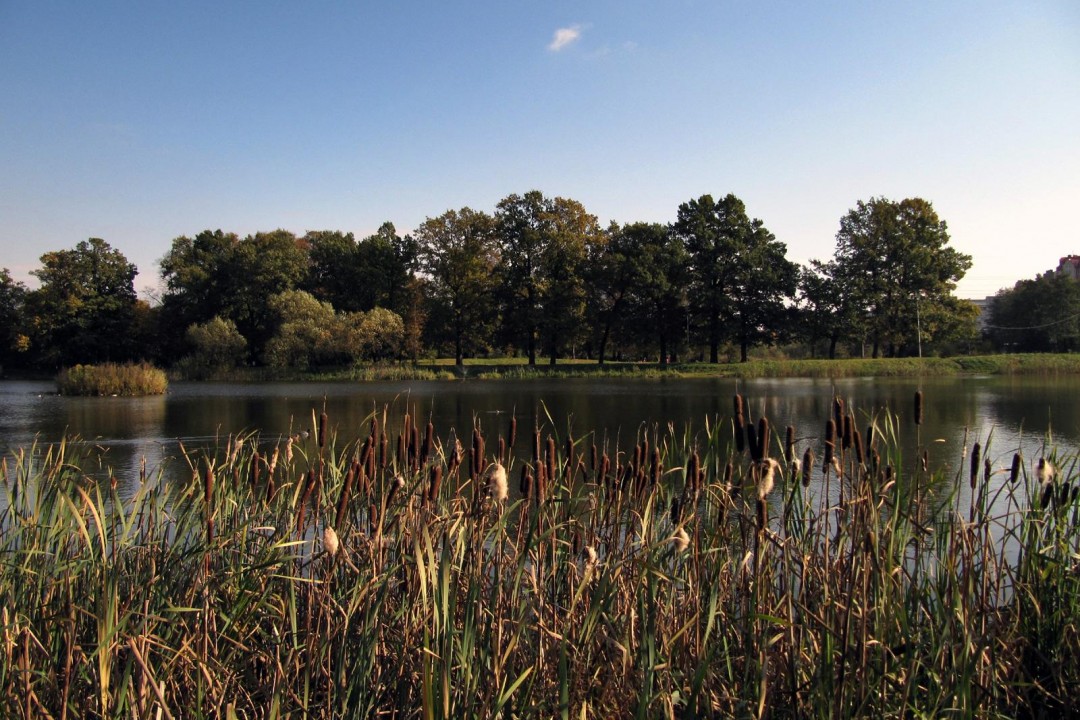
2 1 1077 299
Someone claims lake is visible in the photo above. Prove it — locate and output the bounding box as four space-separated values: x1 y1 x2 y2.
2 375 1078 505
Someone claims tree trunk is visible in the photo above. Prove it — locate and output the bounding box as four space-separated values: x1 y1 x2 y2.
709 310 720 364
740 337 749 363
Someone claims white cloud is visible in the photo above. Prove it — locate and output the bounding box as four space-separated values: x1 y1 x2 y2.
548 25 582 52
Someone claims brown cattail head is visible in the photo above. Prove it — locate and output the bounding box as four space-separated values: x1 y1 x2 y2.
746 422 760 462
429 465 443 503
650 447 662 485
841 414 853 451
757 417 770 460
319 412 328 449
546 436 557 486
520 463 531 497
984 458 992 485
914 391 924 426
1040 481 1054 510
422 422 433 465
532 428 541 466
785 426 795 464
734 393 744 418
723 461 733 488
824 419 836 467
1010 453 1022 483
250 451 261 488
970 443 981 490
508 415 517 449
734 413 746 453
833 397 845 428
853 428 865 466
802 448 814 487
688 451 701 493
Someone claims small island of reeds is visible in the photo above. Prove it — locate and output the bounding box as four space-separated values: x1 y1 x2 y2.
56 361 168 396
1 396 1077 717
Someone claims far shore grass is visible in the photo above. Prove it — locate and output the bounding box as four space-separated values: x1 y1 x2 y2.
242 353 1080 382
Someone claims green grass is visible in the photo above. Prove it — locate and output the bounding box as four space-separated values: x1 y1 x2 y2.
2 399 1078 717
56 362 168 396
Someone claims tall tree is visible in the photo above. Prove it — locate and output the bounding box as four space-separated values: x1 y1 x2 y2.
674 194 797 362
159 229 239 357
415 208 500 365
610 222 688 365
303 230 359 311
0 269 27 369
827 197 972 357
537 196 603 365
26 238 138 367
355 222 419 316
495 191 547 364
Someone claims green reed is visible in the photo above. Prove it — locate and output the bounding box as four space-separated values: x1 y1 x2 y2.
1 397 1078 718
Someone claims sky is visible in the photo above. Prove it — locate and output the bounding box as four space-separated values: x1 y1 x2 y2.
1 1 1078 300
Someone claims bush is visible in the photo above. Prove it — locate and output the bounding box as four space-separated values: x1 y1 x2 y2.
57 362 168 396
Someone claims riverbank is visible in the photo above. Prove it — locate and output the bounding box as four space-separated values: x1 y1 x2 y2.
298 353 1080 382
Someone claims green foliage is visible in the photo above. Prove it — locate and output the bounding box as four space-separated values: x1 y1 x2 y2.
415 207 501 365
56 361 168 395
815 197 974 358
182 316 248 377
674 194 798 362
0 268 27 369
988 271 1080 352
25 238 138 367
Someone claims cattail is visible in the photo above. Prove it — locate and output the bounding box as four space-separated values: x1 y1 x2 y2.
688 451 701 493
285 436 294 464
268 445 279 478
670 497 681 525
791 457 801 479
1060 482 1072 507
723 461 733 488
970 443 981 489
921 450 928 472
865 424 876 450
508 415 517 449
590 443 598 472
784 426 795 464
335 463 355 528
322 526 339 558
397 433 406 469
520 464 532 497
532 428 541 467
1037 458 1055 484
387 474 406 505
497 437 506 464
756 498 768 532
914 391 924 426
1040 481 1055 510
250 451 261 488
379 432 388 470
757 417 770 460
757 458 778 500
802 448 814 487
853 428 865 466
673 527 690 553
746 422 760 462
318 412 328 449
841 414 853 451
830 455 841 476
824 419 836 468
487 462 508 502
650 447 662 485
565 435 575 477
734 413 746 453
536 462 547 502
204 464 215 543
1010 453 1022 483
733 393 744 417
422 422 434 466
429 465 443 503
583 545 598 571
984 458 992 485
546 436 557 485
833 396 845 428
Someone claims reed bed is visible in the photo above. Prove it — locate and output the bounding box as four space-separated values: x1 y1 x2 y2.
1 395 1078 718
57 362 168 396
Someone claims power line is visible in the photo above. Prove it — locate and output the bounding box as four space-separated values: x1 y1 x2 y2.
983 311 1080 331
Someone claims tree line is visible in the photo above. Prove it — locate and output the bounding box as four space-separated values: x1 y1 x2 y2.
0 192 981 374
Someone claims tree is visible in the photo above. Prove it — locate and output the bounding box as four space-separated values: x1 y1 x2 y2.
988 272 1080 352
0 269 27 369
26 238 138 367
495 191 548 364
263 290 339 370
415 208 500 366
674 194 797 362
304 230 359 311
608 222 688 365
159 229 239 357
825 197 973 357
537 196 603 365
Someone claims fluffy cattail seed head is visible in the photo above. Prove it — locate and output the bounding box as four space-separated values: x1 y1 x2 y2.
757 458 779 500
322 526 340 557
673 527 690 553
1037 458 1055 484
487 462 508 502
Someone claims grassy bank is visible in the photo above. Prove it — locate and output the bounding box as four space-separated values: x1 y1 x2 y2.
163 353 1080 384
2 395 1078 717
57 362 168 396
